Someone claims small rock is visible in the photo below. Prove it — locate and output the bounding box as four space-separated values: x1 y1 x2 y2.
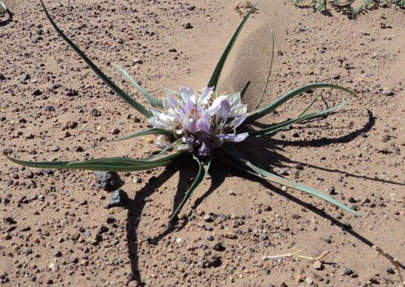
90 108 101 117
94 171 122 191
133 58 143 64
65 89 78 97
386 267 395 274
50 145 60 152
48 263 59 272
3 217 16 224
52 83 62 89
32 89 42 96
209 255 221 267
213 242 225 251
279 169 288 175
54 250 63 257
0 73 5 81
343 267 354 276
383 88 394 96
184 22 193 29
104 189 129 209
21 73 31 81
203 214 214 222
313 260 323 270
106 217 116 224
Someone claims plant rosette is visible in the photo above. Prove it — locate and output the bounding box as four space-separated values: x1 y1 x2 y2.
7 0 362 222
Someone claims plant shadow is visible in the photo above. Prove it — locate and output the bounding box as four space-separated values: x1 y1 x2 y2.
123 108 403 285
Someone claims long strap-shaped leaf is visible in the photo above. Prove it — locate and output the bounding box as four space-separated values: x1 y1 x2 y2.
245 83 355 124
169 155 211 222
220 147 362 216
114 128 172 142
255 31 275 109
7 152 182 172
39 0 152 118
0 1 7 16
248 101 348 138
113 64 163 108
207 0 259 91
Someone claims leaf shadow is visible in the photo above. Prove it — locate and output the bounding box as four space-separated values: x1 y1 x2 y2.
124 165 178 284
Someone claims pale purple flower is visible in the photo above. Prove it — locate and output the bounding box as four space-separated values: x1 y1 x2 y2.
149 86 249 156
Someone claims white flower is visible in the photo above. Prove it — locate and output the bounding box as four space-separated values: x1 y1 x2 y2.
150 86 249 156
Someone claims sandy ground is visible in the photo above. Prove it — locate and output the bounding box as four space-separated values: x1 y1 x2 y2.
1 0 405 286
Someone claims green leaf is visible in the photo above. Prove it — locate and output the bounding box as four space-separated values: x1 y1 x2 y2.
6 152 183 172
245 83 355 124
169 155 211 221
220 147 362 216
207 0 259 91
240 81 251 99
39 0 152 118
113 63 163 108
248 101 348 138
255 31 275 109
162 87 180 96
114 128 173 142
0 1 7 16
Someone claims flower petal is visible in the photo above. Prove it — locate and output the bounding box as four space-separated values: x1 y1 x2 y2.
219 132 249 143
198 87 214 106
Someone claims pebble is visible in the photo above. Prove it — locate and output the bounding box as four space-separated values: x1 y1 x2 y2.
65 89 78 97
203 214 214 222
213 242 225 251
50 145 60 152
184 22 193 29
106 217 116 224
48 263 59 272
104 189 129 209
54 250 62 257
94 171 122 191
382 88 394 96
90 108 101 117
32 89 42 96
20 73 30 81
343 267 354 276
313 260 323 270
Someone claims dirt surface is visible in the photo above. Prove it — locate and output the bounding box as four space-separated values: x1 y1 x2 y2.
1 0 405 286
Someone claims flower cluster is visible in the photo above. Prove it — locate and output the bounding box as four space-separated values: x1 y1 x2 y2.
150 87 249 156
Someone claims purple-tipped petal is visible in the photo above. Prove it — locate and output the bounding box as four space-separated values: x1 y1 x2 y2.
215 99 231 122
229 114 247 128
219 132 249 143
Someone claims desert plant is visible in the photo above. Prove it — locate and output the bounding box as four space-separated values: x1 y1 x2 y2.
294 0 405 13
7 0 362 222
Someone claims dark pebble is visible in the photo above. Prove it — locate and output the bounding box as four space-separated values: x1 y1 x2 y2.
343 268 354 276
90 108 101 117
32 89 42 96
106 217 116 224
94 171 122 192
